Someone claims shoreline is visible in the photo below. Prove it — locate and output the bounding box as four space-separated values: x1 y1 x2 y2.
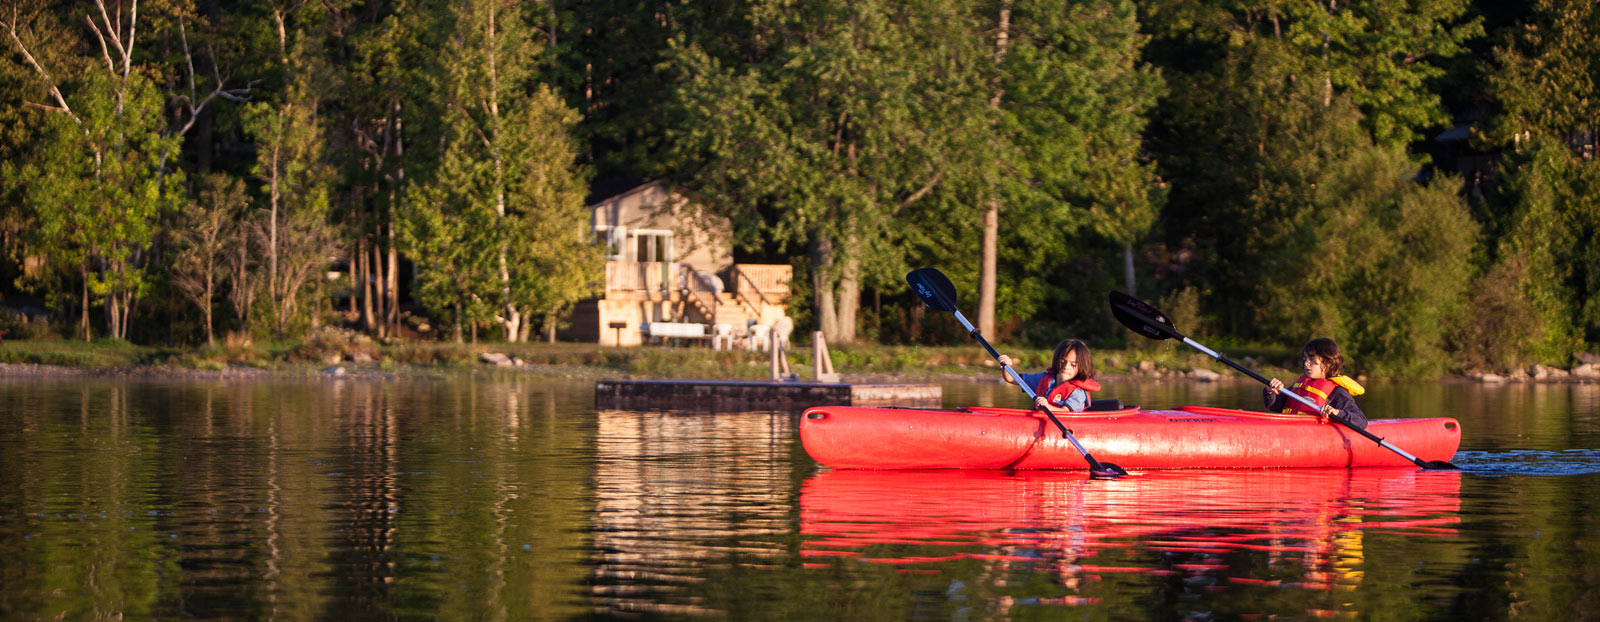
1 359 1595 386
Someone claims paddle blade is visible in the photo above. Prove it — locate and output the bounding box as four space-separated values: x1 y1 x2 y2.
906 268 959 313
1090 462 1129 479
1420 460 1460 470
1109 291 1183 341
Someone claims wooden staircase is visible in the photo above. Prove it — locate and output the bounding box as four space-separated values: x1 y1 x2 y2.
679 290 751 329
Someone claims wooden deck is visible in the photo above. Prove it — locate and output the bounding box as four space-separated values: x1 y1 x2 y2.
594 379 942 411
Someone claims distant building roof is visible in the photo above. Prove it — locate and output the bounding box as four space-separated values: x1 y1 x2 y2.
587 179 668 210
586 175 652 206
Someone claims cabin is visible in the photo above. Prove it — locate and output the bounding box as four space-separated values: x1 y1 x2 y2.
562 180 792 347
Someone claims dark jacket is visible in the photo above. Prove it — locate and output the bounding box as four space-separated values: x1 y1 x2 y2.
1264 385 1368 429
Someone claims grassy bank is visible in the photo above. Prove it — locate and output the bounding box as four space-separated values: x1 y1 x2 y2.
0 336 1303 381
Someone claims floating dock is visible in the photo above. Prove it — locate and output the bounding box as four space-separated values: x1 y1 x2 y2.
594 379 942 411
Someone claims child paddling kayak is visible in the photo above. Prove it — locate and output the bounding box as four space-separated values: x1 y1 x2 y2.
997 338 1099 413
1265 337 1368 429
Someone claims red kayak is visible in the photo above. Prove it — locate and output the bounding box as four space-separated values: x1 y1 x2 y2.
799 404 1460 470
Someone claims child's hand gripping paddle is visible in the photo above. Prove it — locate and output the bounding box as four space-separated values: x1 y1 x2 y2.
1108 290 1457 470
907 268 1127 478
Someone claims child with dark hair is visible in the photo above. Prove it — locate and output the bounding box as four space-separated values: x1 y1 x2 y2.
997 339 1099 413
1265 338 1368 429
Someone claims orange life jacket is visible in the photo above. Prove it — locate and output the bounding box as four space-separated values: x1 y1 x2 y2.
1035 375 1101 410
1281 375 1337 416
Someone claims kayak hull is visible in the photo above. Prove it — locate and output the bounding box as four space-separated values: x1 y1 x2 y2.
798 405 1461 470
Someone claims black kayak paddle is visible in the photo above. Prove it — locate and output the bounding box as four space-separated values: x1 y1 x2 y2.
907 268 1127 479
1107 290 1458 470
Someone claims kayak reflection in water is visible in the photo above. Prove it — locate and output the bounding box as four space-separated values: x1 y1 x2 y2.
999 338 1100 413
801 468 1463 616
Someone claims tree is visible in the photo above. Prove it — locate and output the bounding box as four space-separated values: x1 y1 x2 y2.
983 0 1165 336
3 0 247 341
241 2 339 338
1475 0 1600 350
668 0 986 344
2 7 182 340
172 174 247 346
1457 141 1585 369
1142 0 1478 339
408 0 595 342
1293 144 1477 377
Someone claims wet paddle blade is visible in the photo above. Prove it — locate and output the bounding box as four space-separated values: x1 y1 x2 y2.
1090 462 1129 479
907 268 959 313
1108 291 1183 341
1421 459 1460 470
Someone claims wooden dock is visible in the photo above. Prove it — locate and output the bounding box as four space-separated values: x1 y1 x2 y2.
594 379 942 411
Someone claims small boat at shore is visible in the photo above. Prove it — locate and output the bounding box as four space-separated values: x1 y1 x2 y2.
799 404 1461 470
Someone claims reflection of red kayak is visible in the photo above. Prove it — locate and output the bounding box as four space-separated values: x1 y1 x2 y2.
801 468 1462 578
799 405 1460 470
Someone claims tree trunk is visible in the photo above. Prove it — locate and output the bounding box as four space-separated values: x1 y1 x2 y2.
387 228 398 337
1123 244 1136 294
108 290 120 341
453 301 463 343
348 249 358 316
980 200 998 339
808 233 860 344
360 235 375 332
809 234 838 342
268 135 281 333
81 266 90 342
834 253 860 344
204 268 215 347
978 0 1011 341
371 240 386 339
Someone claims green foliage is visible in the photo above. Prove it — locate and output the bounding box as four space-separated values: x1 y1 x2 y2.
1457 140 1588 369
402 0 597 343
0 0 1596 382
1289 144 1478 377
992 0 1166 326
11 68 182 339
1468 1 1600 363
1479 0 1600 148
665 0 990 342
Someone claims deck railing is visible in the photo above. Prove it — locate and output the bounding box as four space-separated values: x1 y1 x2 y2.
731 264 791 300
605 261 673 293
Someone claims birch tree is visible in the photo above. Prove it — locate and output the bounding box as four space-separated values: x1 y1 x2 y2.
3 0 247 340
172 174 246 346
242 2 338 337
4 3 181 340
410 0 594 342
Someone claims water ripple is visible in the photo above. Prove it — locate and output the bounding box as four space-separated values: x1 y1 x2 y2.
1451 449 1600 475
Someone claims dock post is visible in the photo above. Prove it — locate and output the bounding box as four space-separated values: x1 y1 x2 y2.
770 337 780 381
813 331 840 383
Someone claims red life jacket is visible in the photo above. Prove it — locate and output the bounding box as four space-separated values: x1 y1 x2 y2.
1034 374 1101 410
1281 375 1337 416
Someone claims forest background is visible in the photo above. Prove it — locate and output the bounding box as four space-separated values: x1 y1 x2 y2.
0 0 1596 379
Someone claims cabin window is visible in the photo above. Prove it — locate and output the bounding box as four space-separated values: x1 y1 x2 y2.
631 230 673 263
595 225 627 260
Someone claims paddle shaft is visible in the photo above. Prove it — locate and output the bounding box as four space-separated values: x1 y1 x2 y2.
1180 336 1436 467
948 310 1108 462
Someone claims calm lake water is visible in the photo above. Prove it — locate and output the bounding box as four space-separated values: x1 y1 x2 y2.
2 374 1598 620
